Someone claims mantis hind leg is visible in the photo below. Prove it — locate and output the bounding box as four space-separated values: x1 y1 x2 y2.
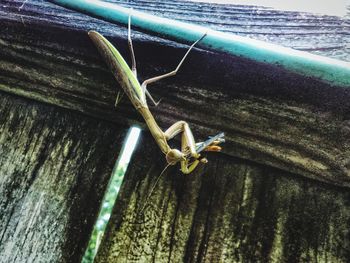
114 12 136 108
128 11 161 107
128 12 137 77
113 12 137 108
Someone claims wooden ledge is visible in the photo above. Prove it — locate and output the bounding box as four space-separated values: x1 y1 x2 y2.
1 0 349 187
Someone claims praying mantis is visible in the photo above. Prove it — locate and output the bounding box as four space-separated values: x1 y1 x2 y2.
88 15 224 174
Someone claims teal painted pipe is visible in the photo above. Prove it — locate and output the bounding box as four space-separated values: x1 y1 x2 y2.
48 0 350 87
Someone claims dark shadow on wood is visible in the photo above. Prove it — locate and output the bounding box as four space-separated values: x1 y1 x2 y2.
96 133 350 262
0 92 127 262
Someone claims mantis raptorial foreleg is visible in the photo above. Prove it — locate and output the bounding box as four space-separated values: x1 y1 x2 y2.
165 121 198 157
165 121 204 173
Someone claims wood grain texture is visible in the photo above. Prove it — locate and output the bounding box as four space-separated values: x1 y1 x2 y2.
1 1 350 262
1 0 349 187
91 0 350 61
96 134 350 263
0 92 127 262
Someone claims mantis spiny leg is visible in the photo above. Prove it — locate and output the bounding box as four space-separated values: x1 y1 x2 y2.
164 121 199 158
164 121 201 174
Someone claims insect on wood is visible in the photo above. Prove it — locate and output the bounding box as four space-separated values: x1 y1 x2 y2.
88 15 224 174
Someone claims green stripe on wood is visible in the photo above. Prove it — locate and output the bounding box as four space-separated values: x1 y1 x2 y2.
49 0 350 88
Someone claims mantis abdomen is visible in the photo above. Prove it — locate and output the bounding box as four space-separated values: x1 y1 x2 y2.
88 31 146 109
89 30 171 154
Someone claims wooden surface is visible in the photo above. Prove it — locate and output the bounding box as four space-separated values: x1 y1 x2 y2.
96 134 350 263
0 92 127 262
1 1 350 262
1 0 349 187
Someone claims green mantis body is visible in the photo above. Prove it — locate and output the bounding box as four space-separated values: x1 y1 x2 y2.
89 17 222 174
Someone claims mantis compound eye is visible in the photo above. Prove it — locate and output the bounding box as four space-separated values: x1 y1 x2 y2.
200 158 208 164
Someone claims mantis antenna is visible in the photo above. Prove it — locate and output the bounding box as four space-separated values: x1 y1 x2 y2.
137 163 171 217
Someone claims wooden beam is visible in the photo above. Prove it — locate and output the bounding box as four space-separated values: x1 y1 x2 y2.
96 134 350 262
0 0 349 187
0 92 127 262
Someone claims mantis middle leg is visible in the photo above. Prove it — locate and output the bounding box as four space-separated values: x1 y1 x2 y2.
141 33 207 88
141 32 207 106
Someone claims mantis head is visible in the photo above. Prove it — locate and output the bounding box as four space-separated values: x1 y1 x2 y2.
166 149 209 174
166 149 185 165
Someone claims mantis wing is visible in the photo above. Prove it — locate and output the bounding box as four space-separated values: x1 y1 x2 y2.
89 31 146 106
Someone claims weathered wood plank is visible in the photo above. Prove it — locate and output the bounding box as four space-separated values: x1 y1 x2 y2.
1 0 350 262
0 91 127 262
96 134 350 263
1 0 349 187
